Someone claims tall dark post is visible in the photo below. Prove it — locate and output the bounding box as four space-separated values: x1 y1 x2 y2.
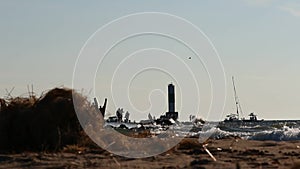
99 98 107 118
168 83 175 112
156 83 178 124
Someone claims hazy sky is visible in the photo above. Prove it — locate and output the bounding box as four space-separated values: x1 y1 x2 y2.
1 0 299 121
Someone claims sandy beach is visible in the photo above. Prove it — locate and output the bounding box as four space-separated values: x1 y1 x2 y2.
0 138 300 169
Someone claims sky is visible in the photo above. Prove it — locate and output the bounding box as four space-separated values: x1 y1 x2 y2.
0 0 299 121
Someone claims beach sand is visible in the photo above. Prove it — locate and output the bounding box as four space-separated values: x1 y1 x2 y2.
1 138 300 169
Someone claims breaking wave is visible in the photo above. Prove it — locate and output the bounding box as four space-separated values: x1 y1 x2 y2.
247 126 300 141
198 125 300 141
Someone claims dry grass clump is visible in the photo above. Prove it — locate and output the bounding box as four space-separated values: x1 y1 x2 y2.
0 87 95 152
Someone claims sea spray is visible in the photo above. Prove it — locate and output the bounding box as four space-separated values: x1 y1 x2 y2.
247 125 300 141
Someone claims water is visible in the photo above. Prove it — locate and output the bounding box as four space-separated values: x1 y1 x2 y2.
191 120 300 141
105 120 300 141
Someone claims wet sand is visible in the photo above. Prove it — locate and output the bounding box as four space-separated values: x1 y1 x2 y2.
1 138 300 169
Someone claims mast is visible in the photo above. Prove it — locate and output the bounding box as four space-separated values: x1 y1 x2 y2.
232 76 243 120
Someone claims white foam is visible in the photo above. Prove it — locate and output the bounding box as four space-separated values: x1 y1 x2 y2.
247 125 300 141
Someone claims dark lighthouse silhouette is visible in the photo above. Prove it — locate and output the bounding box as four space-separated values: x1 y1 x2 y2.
168 83 175 112
156 83 178 125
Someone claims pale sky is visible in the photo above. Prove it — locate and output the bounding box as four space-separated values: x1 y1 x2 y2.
0 0 299 121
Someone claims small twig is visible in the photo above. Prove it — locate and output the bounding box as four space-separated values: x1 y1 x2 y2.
27 85 30 97
202 144 217 161
5 87 14 99
112 157 121 167
105 141 116 149
31 84 34 97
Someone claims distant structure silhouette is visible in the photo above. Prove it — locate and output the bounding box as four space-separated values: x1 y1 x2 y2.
99 98 107 118
166 83 178 121
116 108 124 122
94 98 107 118
124 111 130 123
156 83 178 125
148 113 153 121
168 83 175 112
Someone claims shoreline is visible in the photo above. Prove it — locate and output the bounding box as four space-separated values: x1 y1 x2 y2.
1 138 300 169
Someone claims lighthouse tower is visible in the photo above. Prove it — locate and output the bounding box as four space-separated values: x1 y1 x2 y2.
168 83 175 112
166 83 178 121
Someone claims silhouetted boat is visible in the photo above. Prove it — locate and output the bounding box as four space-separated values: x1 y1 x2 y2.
222 77 263 124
